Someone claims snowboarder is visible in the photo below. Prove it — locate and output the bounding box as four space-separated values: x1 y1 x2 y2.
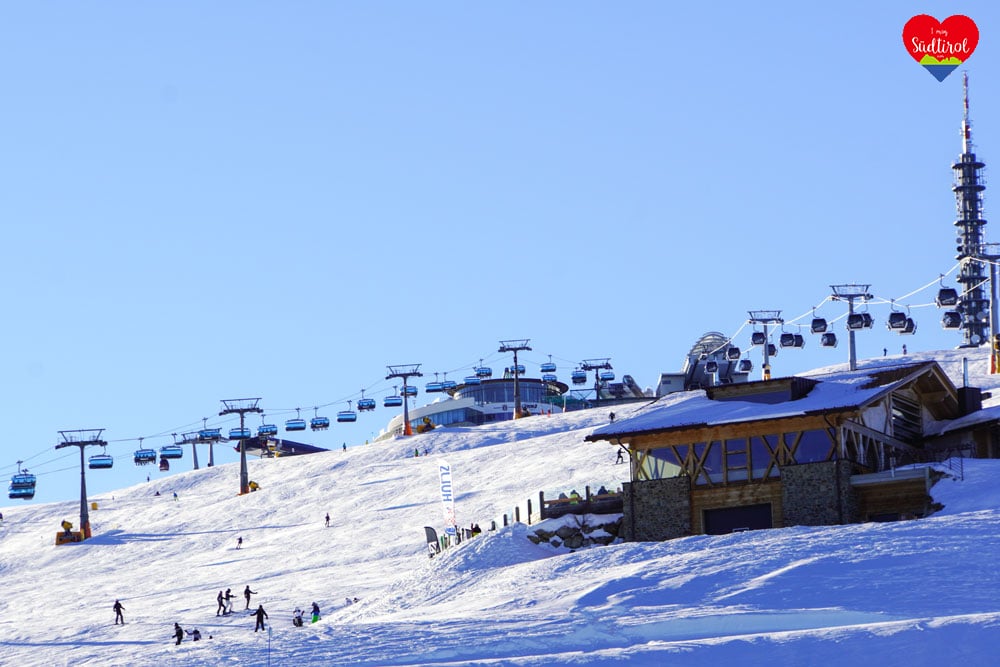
244 585 257 609
216 590 225 616
253 604 268 632
236 536 243 550
293 608 304 627
173 623 184 645
185 628 202 641
113 599 125 625
311 601 321 623
325 513 330 527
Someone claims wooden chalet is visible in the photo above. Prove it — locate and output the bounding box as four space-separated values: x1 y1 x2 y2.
586 360 986 540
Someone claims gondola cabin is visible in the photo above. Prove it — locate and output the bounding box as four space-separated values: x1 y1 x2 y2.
821 332 839 347
8 473 36 500
846 313 865 330
704 361 719 374
425 381 444 393
738 358 753 373
285 418 307 432
160 444 184 459
88 454 114 470
571 370 587 384
793 334 805 348
463 375 481 386
599 370 616 382
258 423 279 437
887 312 908 330
402 385 418 397
942 311 962 329
901 317 917 335
779 333 796 347
475 367 493 379
542 373 558 383
767 344 778 357
337 410 357 423
228 428 251 440
441 380 457 391
311 416 331 430
507 364 526 375
159 456 170 472
357 398 377 411
936 287 959 307
726 347 741 361
198 428 222 441
134 448 157 465
811 317 828 333
384 395 403 408
861 313 874 329
751 331 767 346
540 361 557 373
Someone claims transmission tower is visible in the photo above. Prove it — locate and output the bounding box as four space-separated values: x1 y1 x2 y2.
747 310 783 380
386 364 422 436
499 339 532 418
220 398 262 494
55 429 107 540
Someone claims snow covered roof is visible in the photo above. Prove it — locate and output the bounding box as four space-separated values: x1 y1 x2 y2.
588 360 954 441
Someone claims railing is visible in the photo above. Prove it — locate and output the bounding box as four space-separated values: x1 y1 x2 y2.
538 486 624 520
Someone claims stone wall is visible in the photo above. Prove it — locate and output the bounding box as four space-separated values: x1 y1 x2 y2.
781 460 859 526
622 476 691 541
526 514 623 550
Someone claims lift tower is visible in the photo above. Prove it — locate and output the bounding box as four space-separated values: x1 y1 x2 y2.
747 311 783 380
220 398 262 495
581 358 613 406
953 72 991 348
829 285 872 372
55 429 107 540
386 364 422 436
499 339 531 418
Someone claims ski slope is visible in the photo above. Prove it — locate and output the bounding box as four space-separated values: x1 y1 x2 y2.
1 350 999 666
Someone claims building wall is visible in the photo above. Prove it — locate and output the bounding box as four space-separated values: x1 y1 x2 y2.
781 460 859 526
622 476 690 541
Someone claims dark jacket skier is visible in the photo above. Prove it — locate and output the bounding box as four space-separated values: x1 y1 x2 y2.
216 590 225 616
244 585 257 609
113 599 125 624
254 604 268 632
174 623 184 645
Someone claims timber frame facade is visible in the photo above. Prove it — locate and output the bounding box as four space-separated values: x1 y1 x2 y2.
587 361 979 541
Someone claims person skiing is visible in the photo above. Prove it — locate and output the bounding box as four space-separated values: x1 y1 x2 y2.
253 604 268 632
311 601 321 623
173 623 184 645
293 607 304 627
244 585 257 609
325 513 330 527
223 588 234 615
216 590 225 616
236 536 243 549
113 599 125 625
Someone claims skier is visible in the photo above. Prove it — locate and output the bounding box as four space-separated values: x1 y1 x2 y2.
216 590 225 616
236 536 243 549
244 585 257 609
173 492 178 501
293 608 304 627
173 623 184 645
223 588 235 615
253 604 268 632
113 599 125 625
616 448 625 465
311 601 321 623
325 513 330 527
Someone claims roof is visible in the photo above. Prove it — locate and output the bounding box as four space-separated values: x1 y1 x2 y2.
586 361 954 442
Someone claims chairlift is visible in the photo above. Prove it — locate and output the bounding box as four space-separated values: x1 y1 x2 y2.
441 380 457 391
463 375 481 386
286 408 307 432
751 331 767 346
257 423 278 437
475 366 493 379
821 332 838 347
846 313 865 330
8 464 36 500
384 391 403 407
779 332 796 347
540 361 557 373
425 381 444 393
942 311 962 329
571 370 587 384
160 444 184 459
936 287 959 307
810 317 828 334
542 373 558 383
599 370 615 382
726 346 741 361
134 448 157 466
228 428 251 440
357 398 377 411
88 454 114 470
311 408 331 430
337 410 357 424
198 428 222 442
507 364 526 376
402 385 418 397
738 358 753 373
159 456 170 472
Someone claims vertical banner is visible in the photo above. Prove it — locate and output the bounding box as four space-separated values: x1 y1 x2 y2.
439 461 457 536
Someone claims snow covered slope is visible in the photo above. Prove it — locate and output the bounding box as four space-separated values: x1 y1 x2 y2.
1 350 999 666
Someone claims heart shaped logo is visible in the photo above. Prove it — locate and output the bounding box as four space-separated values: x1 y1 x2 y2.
903 15 979 81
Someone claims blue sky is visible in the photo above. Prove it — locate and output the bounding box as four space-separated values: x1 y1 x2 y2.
2 2 998 503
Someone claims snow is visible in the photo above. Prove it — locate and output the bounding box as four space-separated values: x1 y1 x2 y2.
2 350 1000 666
